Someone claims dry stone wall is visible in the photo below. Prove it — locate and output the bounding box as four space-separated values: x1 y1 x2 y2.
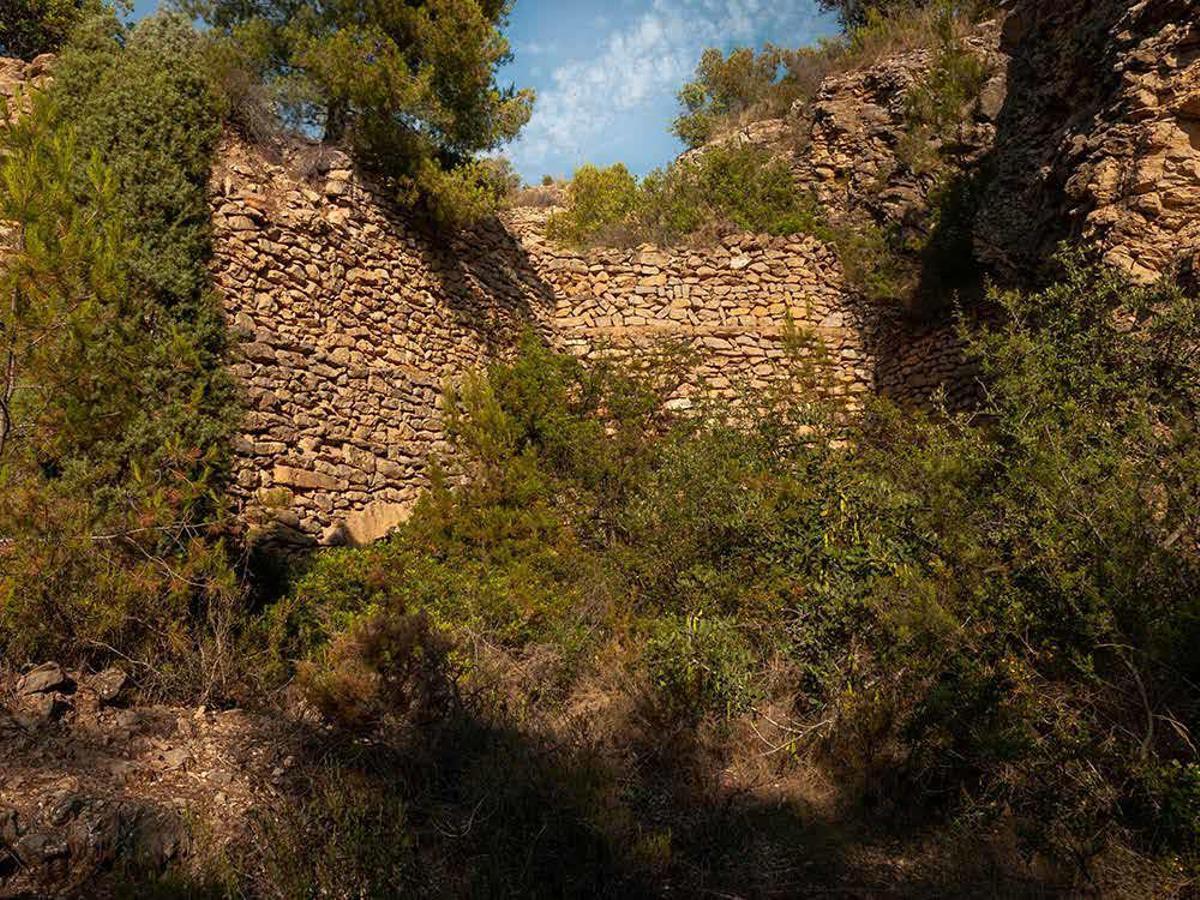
211 141 554 547
504 208 874 409
208 0 1198 546
212 141 894 547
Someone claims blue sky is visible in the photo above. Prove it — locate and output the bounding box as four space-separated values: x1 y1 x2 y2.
131 0 839 182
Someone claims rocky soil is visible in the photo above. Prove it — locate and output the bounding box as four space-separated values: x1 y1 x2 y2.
0 664 300 897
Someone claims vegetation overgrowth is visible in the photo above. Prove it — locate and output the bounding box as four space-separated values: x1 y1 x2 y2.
200 253 1199 895
0 0 104 59
179 0 534 227
544 144 823 249
673 0 997 149
0 0 536 694
2 0 1198 896
0 11 241 696
550 0 996 310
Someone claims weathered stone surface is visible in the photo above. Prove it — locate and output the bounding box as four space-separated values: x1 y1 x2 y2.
341 500 412 546
212 138 877 544
19 663 73 697
92 668 129 705
272 465 342 492
976 0 1200 282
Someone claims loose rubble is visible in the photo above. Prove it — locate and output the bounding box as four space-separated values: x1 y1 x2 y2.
0 666 299 897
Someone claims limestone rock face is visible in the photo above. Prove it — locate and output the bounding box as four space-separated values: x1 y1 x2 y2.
328 500 413 546
691 21 1006 245
0 53 51 113
976 0 1200 282
712 0 1199 286
798 25 1005 231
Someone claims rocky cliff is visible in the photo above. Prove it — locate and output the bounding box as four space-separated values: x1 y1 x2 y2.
980 0 1200 283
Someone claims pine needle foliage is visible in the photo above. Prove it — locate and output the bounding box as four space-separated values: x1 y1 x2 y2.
0 12 240 694
180 0 534 227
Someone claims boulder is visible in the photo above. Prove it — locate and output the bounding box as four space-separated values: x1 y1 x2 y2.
18 663 73 697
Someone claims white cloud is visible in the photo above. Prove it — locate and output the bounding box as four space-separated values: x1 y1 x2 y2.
509 0 830 174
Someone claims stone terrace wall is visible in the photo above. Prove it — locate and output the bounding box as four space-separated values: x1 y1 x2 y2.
505 208 875 410
873 319 982 410
211 141 894 546
211 141 555 547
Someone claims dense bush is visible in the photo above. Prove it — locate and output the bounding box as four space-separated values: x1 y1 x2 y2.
542 162 639 247
0 0 102 59
897 3 991 173
0 12 240 694
182 0 533 227
546 144 823 249
260 255 1199 889
672 44 843 149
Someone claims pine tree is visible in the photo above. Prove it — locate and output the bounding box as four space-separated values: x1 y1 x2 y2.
0 16 241 693
181 0 534 225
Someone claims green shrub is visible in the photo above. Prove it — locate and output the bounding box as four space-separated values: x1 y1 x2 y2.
640 142 823 242
673 45 831 150
264 255 1200 877
300 601 454 729
184 0 533 227
643 614 757 717
547 144 823 249
827 220 918 303
0 0 103 59
544 163 639 248
0 12 240 694
839 252 1200 855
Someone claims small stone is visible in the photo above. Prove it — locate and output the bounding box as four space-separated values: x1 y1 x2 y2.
15 832 69 864
92 667 129 705
0 807 20 844
155 747 190 771
47 795 86 828
19 662 73 696
25 693 71 723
